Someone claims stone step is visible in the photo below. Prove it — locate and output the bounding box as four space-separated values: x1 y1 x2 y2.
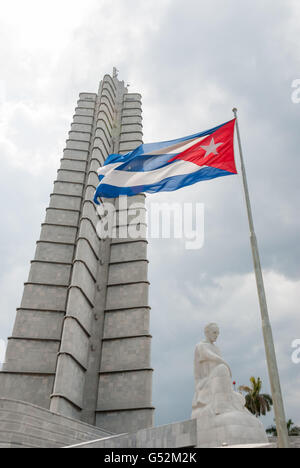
0 399 113 448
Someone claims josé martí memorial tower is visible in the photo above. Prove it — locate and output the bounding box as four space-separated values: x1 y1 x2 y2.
0 70 160 448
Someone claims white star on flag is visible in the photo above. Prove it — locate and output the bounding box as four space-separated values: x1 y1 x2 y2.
200 137 223 157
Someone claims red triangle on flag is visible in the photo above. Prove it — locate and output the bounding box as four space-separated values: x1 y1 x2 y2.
168 119 237 174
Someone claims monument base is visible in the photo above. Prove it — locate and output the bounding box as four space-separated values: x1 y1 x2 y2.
66 416 275 449
194 409 269 448
1 398 295 448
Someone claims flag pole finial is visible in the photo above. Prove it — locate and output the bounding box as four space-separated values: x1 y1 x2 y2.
232 108 238 116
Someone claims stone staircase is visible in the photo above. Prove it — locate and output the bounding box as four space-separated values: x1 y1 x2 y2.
0 399 113 448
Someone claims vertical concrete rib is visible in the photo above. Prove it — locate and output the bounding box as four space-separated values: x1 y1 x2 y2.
95 90 154 434
80 75 118 425
49 75 120 419
49 88 103 418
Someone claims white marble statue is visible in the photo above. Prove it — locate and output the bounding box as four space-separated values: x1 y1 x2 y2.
192 323 269 448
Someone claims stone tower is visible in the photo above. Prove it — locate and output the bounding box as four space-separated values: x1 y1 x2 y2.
0 71 154 435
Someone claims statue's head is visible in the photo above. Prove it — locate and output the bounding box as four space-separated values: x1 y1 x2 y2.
204 323 219 343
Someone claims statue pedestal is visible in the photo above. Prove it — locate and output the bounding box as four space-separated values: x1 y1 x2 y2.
194 409 269 448
191 325 269 448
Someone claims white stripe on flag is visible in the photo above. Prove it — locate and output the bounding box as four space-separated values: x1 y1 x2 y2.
97 163 122 176
99 160 207 188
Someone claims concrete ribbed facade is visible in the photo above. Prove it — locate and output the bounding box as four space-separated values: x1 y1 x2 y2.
0 72 154 435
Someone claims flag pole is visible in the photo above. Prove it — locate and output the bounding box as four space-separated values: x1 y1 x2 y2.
232 108 289 449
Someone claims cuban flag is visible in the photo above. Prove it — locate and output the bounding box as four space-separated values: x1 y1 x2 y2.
93 119 237 203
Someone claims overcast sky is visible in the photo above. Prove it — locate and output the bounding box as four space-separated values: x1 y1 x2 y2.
0 0 299 430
